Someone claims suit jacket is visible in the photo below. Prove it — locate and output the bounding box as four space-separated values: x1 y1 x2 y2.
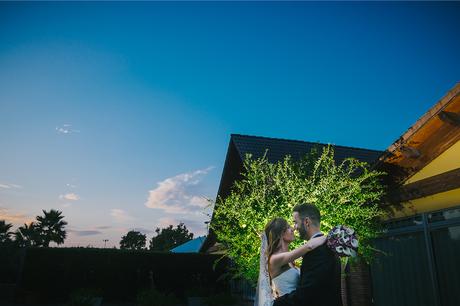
273 240 342 306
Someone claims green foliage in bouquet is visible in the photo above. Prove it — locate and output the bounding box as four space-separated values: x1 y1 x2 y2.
211 146 386 284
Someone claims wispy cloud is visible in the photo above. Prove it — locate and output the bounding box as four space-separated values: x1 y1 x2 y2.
157 217 179 229
56 124 80 134
0 183 22 189
0 207 33 225
68 229 103 236
95 225 112 230
110 209 135 223
132 227 154 234
66 183 77 188
145 167 214 214
59 193 80 201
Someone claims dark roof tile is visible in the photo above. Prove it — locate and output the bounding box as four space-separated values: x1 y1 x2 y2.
231 134 383 165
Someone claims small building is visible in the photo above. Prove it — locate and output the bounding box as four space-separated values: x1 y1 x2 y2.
200 134 383 254
170 236 206 253
200 134 383 301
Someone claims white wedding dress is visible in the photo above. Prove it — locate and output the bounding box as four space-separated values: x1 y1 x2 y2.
272 267 300 297
254 234 300 306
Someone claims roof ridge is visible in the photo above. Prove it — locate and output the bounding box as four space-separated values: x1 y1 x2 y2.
230 133 384 153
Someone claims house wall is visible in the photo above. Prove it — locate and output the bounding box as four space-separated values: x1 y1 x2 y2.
405 139 460 184
390 139 460 218
392 188 460 218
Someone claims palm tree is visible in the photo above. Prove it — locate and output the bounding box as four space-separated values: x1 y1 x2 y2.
36 209 67 247
14 222 43 247
0 220 13 245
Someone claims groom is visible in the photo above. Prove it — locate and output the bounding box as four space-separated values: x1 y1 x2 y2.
273 203 342 306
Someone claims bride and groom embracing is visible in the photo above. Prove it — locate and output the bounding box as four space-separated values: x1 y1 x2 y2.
255 203 343 306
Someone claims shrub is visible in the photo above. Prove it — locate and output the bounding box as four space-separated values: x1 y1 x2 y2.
204 292 237 306
137 288 179 306
67 288 102 306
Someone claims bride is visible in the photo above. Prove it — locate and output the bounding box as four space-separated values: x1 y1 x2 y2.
254 217 326 306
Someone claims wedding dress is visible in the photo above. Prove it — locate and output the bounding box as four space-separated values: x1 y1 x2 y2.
254 234 299 306
271 267 300 297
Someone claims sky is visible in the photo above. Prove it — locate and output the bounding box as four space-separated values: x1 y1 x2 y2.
1 2 459 248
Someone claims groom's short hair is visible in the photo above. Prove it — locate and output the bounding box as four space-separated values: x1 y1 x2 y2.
293 203 321 226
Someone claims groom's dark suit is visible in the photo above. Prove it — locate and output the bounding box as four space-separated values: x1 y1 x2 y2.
273 234 342 306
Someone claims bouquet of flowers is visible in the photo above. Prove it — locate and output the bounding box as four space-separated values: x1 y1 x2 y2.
327 225 358 257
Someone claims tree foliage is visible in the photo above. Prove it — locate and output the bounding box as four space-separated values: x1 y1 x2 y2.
3 209 67 247
36 209 68 247
0 220 13 245
120 230 147 250
149 223 193 252
211 147 386 283
14 222 44 247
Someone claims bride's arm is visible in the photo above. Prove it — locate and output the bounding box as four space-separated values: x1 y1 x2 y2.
270 236 327 268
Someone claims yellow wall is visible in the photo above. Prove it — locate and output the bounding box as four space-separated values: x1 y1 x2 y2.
386 139 460 219
388 187 460 219
405 139 460 184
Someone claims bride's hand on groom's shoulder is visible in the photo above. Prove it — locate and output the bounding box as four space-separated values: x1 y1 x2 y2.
307 235 327 249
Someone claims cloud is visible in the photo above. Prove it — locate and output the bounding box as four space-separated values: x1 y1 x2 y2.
110 209 135 223
59 193 80 201
66 183 77 188
157 217 179 229
0 183 22 189
0 207 33 225
145 167 214 214
95 225 112 230
132 227 154 234
68 229 103 236
56 124 80 134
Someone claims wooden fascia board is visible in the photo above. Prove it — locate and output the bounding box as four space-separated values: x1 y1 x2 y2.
378 83 460 183
387 167 460 203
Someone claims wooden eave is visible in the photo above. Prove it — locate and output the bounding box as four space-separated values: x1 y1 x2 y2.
377 82 460 187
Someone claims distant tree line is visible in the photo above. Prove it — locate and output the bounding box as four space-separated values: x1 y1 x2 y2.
119 222 193 251
1 209 195 252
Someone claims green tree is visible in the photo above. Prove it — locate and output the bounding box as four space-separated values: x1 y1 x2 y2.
14 222 43 247
0 220 13 245
120 230 146 250
211 146 386 283
149 223 193 252
36 209 68 247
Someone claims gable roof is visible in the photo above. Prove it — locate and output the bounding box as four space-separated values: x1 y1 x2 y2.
200 134 384 253
376 82 460 185
376 82 460 203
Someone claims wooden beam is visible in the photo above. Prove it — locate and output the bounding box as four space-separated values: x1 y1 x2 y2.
387 167 460 203
438 111 460 126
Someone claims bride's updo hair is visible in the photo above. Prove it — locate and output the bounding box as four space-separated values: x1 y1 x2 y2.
264 217 289 261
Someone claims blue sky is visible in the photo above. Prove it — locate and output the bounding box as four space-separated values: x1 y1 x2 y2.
1 2 459 248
